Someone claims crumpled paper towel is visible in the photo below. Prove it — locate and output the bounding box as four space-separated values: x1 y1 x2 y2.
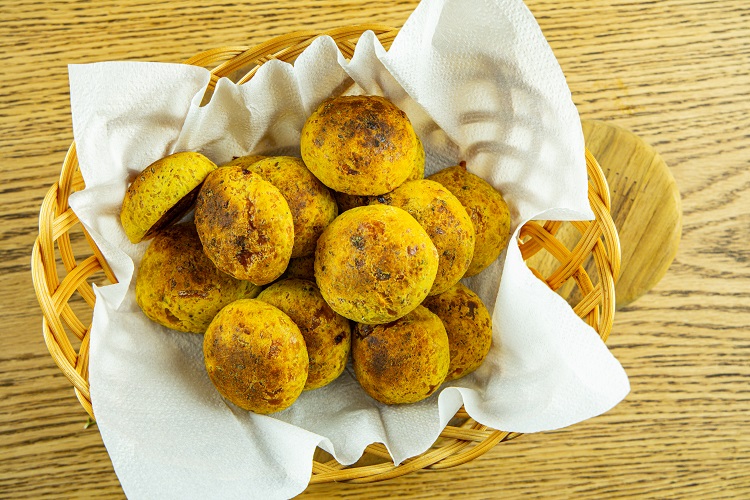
67 0 630 497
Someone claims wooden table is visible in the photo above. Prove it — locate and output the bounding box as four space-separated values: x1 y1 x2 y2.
2 0 749 497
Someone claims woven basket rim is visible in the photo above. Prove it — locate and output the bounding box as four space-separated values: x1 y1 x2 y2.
31 26 621 485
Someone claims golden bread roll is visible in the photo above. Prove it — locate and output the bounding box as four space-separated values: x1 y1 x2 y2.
371 179 475 295
203 299 308 414
422 283 492 381
428 164 511 276
245 156 337 258
194 166 293 285
352 305 449 404
301 95 420 196
258 279 351 390
135 222 260 333
120 151 216 243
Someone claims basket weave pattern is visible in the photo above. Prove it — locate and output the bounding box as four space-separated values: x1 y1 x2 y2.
31 26 620 484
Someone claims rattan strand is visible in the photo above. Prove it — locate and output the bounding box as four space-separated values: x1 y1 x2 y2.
31 26 620 484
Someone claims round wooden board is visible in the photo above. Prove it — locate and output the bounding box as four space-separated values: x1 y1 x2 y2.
526 120 681 309
582 120 682 308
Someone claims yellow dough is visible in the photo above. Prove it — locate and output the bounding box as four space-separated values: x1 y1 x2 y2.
245 156 338 258
120 151 217 244
371 179 475 295
410 136 426 182
222 154 267 169
333 136 425 213
428 164 511 276
258 279 351 390
280 255 316 282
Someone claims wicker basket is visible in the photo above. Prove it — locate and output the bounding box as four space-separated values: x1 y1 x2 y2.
31 25 620 485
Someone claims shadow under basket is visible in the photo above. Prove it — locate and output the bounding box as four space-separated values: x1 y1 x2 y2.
31 26 621 485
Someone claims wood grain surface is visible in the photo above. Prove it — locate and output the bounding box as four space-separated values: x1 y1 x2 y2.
2 0 749 498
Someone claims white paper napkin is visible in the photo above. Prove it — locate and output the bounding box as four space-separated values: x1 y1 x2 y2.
68 0 630 498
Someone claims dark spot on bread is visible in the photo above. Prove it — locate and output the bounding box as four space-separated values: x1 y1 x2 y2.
350 234 365 250
374 269 391 281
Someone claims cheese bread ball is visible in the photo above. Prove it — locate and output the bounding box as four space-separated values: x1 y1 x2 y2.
195 166 294 285
371 179 475 295
352 305 449 404
135 222 260 333
203 299 308 414
301 95 421 196
258 279 351 390
315 205 439 324
120 151 217 243
245 156 337 258
428 165 511 276
422 283 493 381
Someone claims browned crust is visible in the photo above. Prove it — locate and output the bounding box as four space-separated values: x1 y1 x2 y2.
371 179 475 295
246 156 338 258
301 95 420 196
257 279 351 390
135 222 260 333
203 299 308 414
314 205 438 324
428 165 511 276
194 166 294 285
422 283 493 381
